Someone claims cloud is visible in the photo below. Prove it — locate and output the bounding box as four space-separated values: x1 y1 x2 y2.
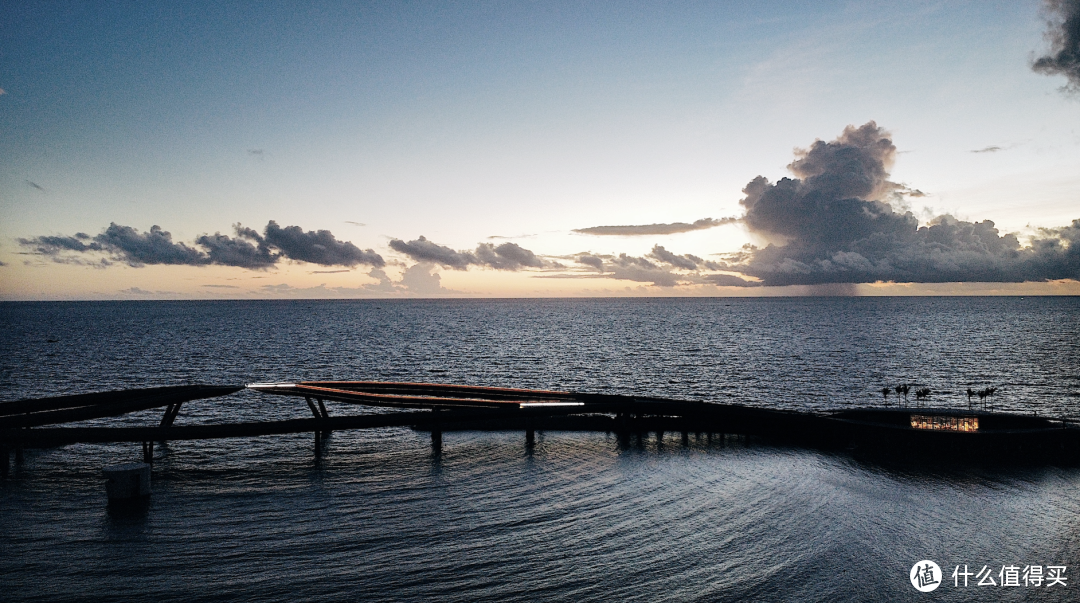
564 246 733 287
362 268 401 293
474 242 548 270
263 220 384 267
26 180 45 192
195 225 276 268
389 236 557 270
576 254 605 272
389 236 474 269
563 252 689 287
573 217 738 236
609 262 680 287
247 149 264 158
203 284 239 288
96 223 208 267
648 245 722 271
344 221 366 226
721 121 1080 286
360 265 459 295
398 263 456 295
20 221 384 269
1032 0 1080 91
703 274 761 287
971 146 1003 153
120 287 175 295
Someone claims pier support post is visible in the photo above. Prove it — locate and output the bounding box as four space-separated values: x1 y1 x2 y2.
316 398 331 438
526 428 535 448
159 402 183 428
314 430 323 458
430 409 443 455
682 431 689 447
141 441 153 464
1 448 8 478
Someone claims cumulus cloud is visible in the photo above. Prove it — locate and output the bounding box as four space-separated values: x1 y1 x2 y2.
648 245 721 271
720 121 1080 286
1033 0 1080 91
398 263 455 294
389 236 557 270
263 221 384 267
389 236 475 269
195 226 275 268
567 248 727 287
573 217 738 236
475 242 546 270
363 268 401 293
577 254 605 272
20 221 384 269
95 224 208 267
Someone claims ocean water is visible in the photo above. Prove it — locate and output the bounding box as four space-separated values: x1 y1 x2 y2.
1 297 1078 602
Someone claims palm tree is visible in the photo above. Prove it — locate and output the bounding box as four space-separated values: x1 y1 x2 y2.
915 387 931 405
881 387 891 406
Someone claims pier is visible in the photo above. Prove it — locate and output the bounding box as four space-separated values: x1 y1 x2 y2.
2 381 1079 476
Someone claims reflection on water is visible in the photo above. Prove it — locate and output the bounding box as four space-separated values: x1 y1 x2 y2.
3 430 1077 602
1 298 1078 601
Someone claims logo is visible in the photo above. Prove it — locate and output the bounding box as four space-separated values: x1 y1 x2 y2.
911 560 942 592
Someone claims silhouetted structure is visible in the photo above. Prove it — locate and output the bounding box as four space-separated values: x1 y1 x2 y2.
2 381 1078 476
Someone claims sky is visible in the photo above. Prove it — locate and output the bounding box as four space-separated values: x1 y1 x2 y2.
1 0 1078 299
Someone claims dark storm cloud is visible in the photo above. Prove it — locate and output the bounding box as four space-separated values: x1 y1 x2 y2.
263 221 384 267
20 221 384 269
573 217 738 236
389 236 556 271
722 122 1080 286
1033 0 1080 91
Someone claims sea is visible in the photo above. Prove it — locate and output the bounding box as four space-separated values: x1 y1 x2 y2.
1 297 1078 602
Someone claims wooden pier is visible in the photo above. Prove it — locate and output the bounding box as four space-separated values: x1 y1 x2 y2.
2 381 1079 476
